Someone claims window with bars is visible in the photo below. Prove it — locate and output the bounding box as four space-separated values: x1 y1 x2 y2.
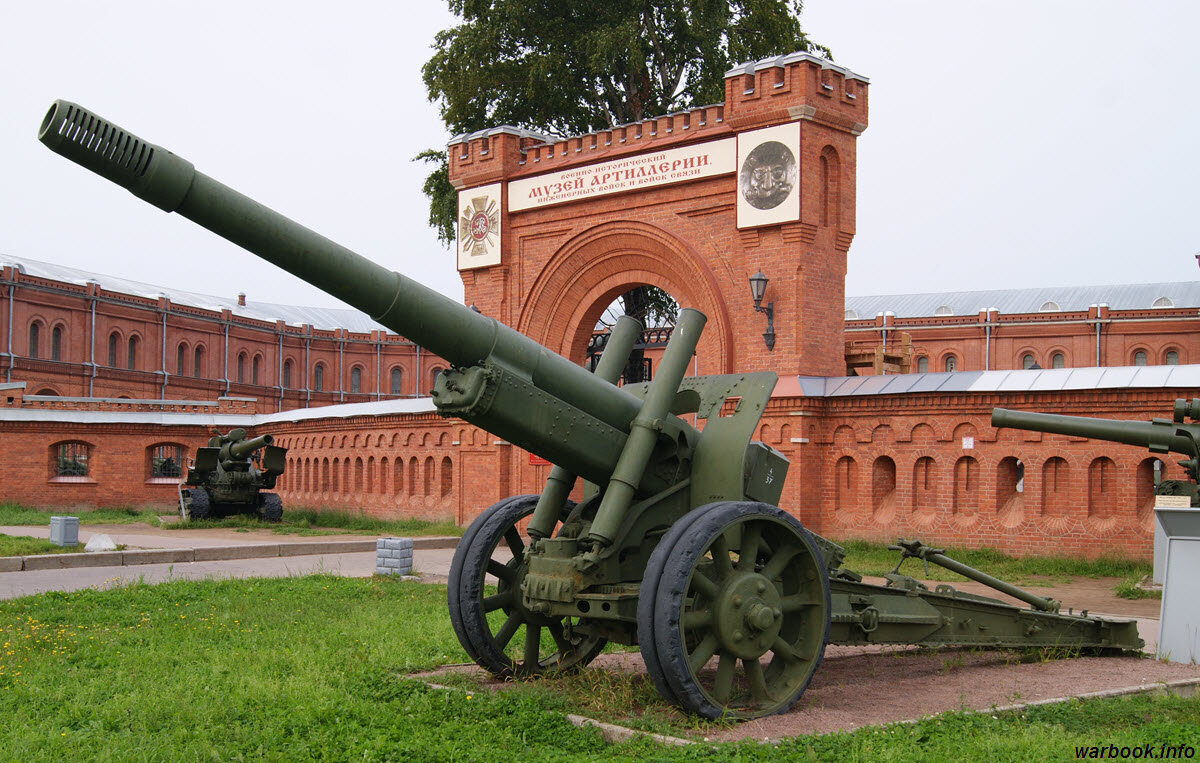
55 442 90 478
150 444 183 479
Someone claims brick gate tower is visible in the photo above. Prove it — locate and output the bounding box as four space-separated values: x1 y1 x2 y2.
447 52 868 377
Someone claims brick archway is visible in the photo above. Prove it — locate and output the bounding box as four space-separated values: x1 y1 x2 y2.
518 221 735 374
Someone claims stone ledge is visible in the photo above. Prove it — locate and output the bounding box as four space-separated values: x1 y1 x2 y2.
122 548 195 565
280 540 376 557
23 551 123 570
411 536 459 550
0 557 23 572
193 544 282 562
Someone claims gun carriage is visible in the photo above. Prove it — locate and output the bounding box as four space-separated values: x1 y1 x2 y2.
41 101 1142 718
179 428 288 521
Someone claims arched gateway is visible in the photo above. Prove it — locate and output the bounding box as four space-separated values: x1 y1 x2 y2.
448 51 869 378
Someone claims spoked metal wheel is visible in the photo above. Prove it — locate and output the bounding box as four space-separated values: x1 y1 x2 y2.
448 495 606 678
644 501 830 719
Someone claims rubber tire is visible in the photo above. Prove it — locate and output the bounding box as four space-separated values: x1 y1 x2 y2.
636 503 725 709
452 495 606 678
258 492 283 522
447 495 539 666
186 488 211 521
653 501 831 719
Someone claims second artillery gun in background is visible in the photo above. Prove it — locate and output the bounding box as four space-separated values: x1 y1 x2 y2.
40 100 1143 720
993 399 1200 507
179 428 288 522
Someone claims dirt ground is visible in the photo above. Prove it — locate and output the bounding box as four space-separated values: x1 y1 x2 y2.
427 647 1200 742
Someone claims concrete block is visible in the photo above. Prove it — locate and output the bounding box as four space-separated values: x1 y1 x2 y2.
0 556 23 572
122 549 195 565
193 544 280 562
279 540 375 557
49 516 79 547
23 551 123 570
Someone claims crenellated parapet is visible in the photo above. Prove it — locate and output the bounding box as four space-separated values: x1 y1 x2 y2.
723 51 868 135
447 51 868 190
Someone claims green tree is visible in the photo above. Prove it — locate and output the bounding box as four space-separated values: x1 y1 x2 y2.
419 1 826 377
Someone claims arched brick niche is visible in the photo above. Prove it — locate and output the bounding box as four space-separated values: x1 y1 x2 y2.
519 221 735 374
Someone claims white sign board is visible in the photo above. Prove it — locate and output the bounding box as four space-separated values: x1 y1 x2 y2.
507 138 735 212
736 122 801 229
457 183 503 270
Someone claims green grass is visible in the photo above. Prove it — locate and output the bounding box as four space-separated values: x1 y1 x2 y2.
0 503 162 526
836 538 1152 587
1 576 1196 761
0 535 100 557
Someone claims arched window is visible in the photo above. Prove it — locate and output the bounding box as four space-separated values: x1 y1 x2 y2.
54 441 90 478
51 325 62 361
1165 350 1180 366
252 355 261 385
1021 353 1036 370
844 309 858 320
390 367 403 395
28 321 41 359
1039 301 1060 312
313 363 325 392
944 355 958 372
236 352 246 384
350 366 362 394
127 335 139 370
1051 352 1065 369
282 359 293 389
108 332 119 367
1133 350 1148 366
429 366 446 393
916 357 929 373
1152 296 1174 308
934 305 954 316
194 346 205 377
150 444 184 479
176 343 187 375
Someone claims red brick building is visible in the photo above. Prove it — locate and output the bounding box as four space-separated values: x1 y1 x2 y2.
3 51 1196 559
0 259 450 412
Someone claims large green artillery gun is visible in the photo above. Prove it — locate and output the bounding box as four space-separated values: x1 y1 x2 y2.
993 400 1200 506
179 428 288 521
40 101 1142 719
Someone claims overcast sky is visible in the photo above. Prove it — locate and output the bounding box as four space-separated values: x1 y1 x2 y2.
1 1 1197 313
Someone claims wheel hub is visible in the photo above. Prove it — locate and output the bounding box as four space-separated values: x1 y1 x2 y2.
714 571 783 659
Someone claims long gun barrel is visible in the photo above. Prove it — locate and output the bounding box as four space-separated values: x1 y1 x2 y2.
38 100 666 486
991 407 1198 457
225 434 273 461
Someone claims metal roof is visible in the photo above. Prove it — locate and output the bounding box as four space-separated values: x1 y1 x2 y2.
0 255 387 334
845 282 1200 319
795 365 1200 397
2 366 1195 427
